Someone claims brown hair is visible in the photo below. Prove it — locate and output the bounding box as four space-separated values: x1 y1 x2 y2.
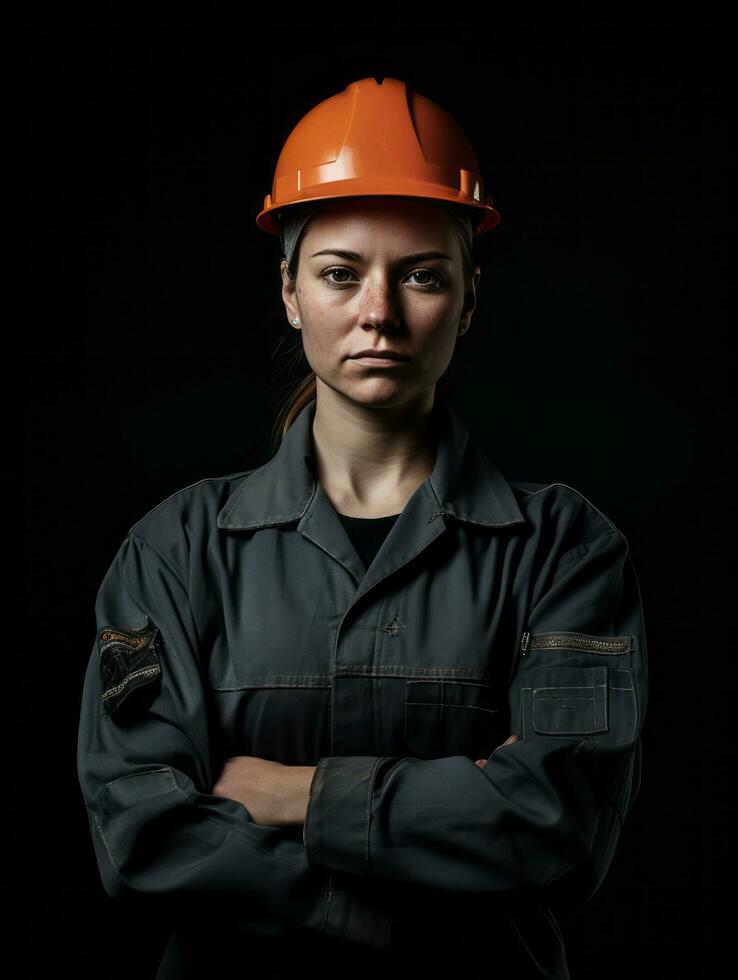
269 199 480 453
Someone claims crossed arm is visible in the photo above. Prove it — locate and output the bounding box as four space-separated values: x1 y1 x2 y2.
211 735 521 828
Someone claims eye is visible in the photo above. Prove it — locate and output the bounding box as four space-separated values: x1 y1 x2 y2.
320 267 357 286
407 269 444 289
319 267 444 289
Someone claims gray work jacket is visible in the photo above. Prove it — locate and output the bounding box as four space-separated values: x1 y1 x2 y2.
76 395 648 979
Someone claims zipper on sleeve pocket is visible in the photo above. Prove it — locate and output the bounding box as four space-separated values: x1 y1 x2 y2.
521 630 632 656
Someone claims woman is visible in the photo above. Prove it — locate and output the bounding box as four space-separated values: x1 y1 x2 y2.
77 78 648 980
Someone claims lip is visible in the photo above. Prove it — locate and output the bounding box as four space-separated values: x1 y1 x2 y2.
350 357 410 367
348 350 410 363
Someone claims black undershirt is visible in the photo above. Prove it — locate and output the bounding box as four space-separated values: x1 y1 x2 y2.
336 512 401 570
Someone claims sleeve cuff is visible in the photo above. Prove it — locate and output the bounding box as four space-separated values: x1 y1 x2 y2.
303 756 380 876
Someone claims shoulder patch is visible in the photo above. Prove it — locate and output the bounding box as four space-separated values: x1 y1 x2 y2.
98 615 162 719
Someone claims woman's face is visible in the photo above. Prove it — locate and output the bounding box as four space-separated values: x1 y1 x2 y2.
280 197 481 411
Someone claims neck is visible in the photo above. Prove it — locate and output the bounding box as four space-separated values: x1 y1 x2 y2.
309 383 439 516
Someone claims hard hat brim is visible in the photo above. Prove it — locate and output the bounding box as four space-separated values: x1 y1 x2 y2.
256 183 500 237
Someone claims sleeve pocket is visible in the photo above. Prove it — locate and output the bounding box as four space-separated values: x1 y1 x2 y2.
99 767 233 881
521 665 638 746
523 666 608 736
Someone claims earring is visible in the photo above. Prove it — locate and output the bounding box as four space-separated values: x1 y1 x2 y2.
291 318 300 325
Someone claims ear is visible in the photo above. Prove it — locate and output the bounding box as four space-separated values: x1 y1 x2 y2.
280 260 300 328
459 266 481 333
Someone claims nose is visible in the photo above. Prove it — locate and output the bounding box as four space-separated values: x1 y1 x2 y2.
357 273 402 331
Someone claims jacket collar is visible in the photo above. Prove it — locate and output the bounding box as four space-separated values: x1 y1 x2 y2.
217 396 525 531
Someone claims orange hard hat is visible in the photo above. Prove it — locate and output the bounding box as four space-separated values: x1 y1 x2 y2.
255 76 501 237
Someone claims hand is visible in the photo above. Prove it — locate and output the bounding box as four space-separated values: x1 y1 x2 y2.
474 733 519 769
212 755 316 827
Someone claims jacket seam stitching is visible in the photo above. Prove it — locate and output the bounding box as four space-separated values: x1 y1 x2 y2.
556 528 623 570
321 873 335 932
365 758 383 877
90 808 122 877
523 483 622 537
128 471 256 533
127 531 203 654
128 531 188 593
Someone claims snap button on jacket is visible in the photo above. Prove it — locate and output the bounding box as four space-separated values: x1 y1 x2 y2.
77 396 648 979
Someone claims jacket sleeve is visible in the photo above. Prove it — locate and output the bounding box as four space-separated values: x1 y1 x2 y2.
303 526 648 904
77 530 393 948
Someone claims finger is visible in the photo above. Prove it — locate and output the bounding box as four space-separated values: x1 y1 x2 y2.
489 734 519 755
476 735 520 768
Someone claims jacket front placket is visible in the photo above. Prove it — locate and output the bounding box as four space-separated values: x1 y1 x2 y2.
297 472 451 757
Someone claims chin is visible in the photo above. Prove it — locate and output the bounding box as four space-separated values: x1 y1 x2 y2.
349 387 426 412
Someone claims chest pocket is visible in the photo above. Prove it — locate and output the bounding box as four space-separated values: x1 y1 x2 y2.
404 679 507 760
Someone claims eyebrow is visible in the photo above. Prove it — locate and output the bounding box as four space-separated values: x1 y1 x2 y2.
309 249 454 264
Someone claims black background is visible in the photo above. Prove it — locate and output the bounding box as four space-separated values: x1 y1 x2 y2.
22 5 731 978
